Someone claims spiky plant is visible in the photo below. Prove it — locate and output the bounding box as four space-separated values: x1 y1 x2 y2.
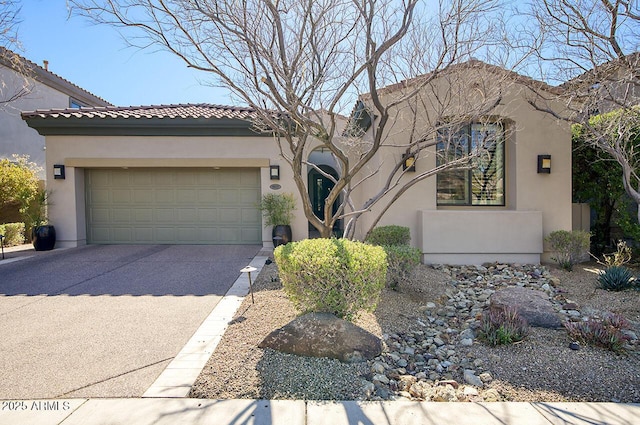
479 306 529 346
598 266 636 292
564 313 632 353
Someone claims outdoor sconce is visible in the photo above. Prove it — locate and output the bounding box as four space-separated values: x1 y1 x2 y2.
53 164 65 179
537 155 551 174
403 155 416 172
270 165 280 180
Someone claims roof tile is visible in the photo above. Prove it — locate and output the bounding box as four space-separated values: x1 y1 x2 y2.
21 103 258 121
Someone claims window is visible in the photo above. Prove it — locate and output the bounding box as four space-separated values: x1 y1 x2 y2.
436 122 505 206
343 100 373 137
69 98 86 108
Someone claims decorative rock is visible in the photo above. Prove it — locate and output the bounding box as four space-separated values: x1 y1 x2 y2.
479 372 493 383
409 381 432 399
460 328 475 340
463 386 479 396
483 388 501 402
460 338 473 346
438 379 459 389
569 341 581 350
373 374 390 385
362 380 376 398
489 287 563 328
259 312 382 362
463 369 484 387
433 384 458 402
372 362 386 374
397 375 417 391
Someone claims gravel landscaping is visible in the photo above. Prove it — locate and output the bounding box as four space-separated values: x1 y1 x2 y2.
189 260 640 402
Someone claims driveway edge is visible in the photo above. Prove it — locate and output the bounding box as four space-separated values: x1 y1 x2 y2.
142 254 268 398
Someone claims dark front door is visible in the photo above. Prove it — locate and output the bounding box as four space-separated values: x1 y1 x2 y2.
308 166 340 232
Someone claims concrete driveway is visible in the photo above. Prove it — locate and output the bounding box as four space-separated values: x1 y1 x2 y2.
0 244 261 399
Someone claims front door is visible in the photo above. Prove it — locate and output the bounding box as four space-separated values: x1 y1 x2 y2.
308 166 340 233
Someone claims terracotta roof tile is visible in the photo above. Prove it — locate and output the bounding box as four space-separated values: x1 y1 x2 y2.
21 103 258 121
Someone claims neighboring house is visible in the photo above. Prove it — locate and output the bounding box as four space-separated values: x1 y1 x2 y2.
561 52 640 116
0 47 111 179
22 60 572 265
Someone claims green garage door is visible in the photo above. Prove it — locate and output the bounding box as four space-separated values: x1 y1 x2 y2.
86 168 261 244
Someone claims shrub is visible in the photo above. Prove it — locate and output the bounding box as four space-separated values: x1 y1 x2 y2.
0 155 41 215
365 225 411 246
597 266 637 292
382 244 422 290
564 313 632 353
546 230 591 271
258 193 296 226
0 222 25 246
274 238 387 321
478 306 529 346
599 240 632 268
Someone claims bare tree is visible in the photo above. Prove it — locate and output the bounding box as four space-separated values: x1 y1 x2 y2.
0 0 31 106
525 0 640 223
70 0 517 239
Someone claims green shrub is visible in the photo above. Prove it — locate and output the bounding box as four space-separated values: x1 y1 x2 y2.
365 225 411 246
258 192 296 226
0 222 25 246
274 238 387 321
598 266 637 291
478 306 529 346
564 313 632 353
382 245 422 290
546 230 591 271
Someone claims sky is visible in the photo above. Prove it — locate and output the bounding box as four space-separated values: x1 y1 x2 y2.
16 0 232 107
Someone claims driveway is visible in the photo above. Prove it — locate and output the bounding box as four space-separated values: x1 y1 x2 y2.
0 244 261 399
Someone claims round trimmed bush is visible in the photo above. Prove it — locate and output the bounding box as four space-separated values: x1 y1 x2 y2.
274 238 387 321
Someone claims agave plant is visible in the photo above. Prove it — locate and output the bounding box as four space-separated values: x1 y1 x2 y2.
598 266 636 292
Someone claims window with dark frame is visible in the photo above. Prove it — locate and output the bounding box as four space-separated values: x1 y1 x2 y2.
436 122 505 206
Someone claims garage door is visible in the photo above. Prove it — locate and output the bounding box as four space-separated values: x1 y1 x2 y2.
86 168 261 244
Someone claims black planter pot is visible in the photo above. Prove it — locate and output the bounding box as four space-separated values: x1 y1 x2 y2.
32 225 56 251
272 225 292 247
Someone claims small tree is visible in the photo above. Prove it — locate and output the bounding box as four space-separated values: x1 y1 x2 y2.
70 0 519 240
524 0 640 225
0 155 41 222
0 0 31 107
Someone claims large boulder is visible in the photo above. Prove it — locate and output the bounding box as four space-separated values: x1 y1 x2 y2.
258 312 382 362
489 287 562 329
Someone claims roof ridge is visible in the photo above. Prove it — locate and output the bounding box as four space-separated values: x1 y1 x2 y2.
0 46 112 106
373 58 562 96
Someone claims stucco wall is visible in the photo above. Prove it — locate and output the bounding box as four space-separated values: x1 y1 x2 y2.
351 66 572 264
44 134 307 248
0 64 70 178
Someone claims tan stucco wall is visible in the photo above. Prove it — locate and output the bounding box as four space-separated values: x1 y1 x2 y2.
41 66 572 264
0 64 70 178
44 134 307 248
351 67 572 264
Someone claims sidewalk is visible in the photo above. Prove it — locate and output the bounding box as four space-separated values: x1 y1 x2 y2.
0 399 638 425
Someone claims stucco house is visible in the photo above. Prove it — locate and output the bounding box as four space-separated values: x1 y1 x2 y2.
0 47 111 178
22 60 572 265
